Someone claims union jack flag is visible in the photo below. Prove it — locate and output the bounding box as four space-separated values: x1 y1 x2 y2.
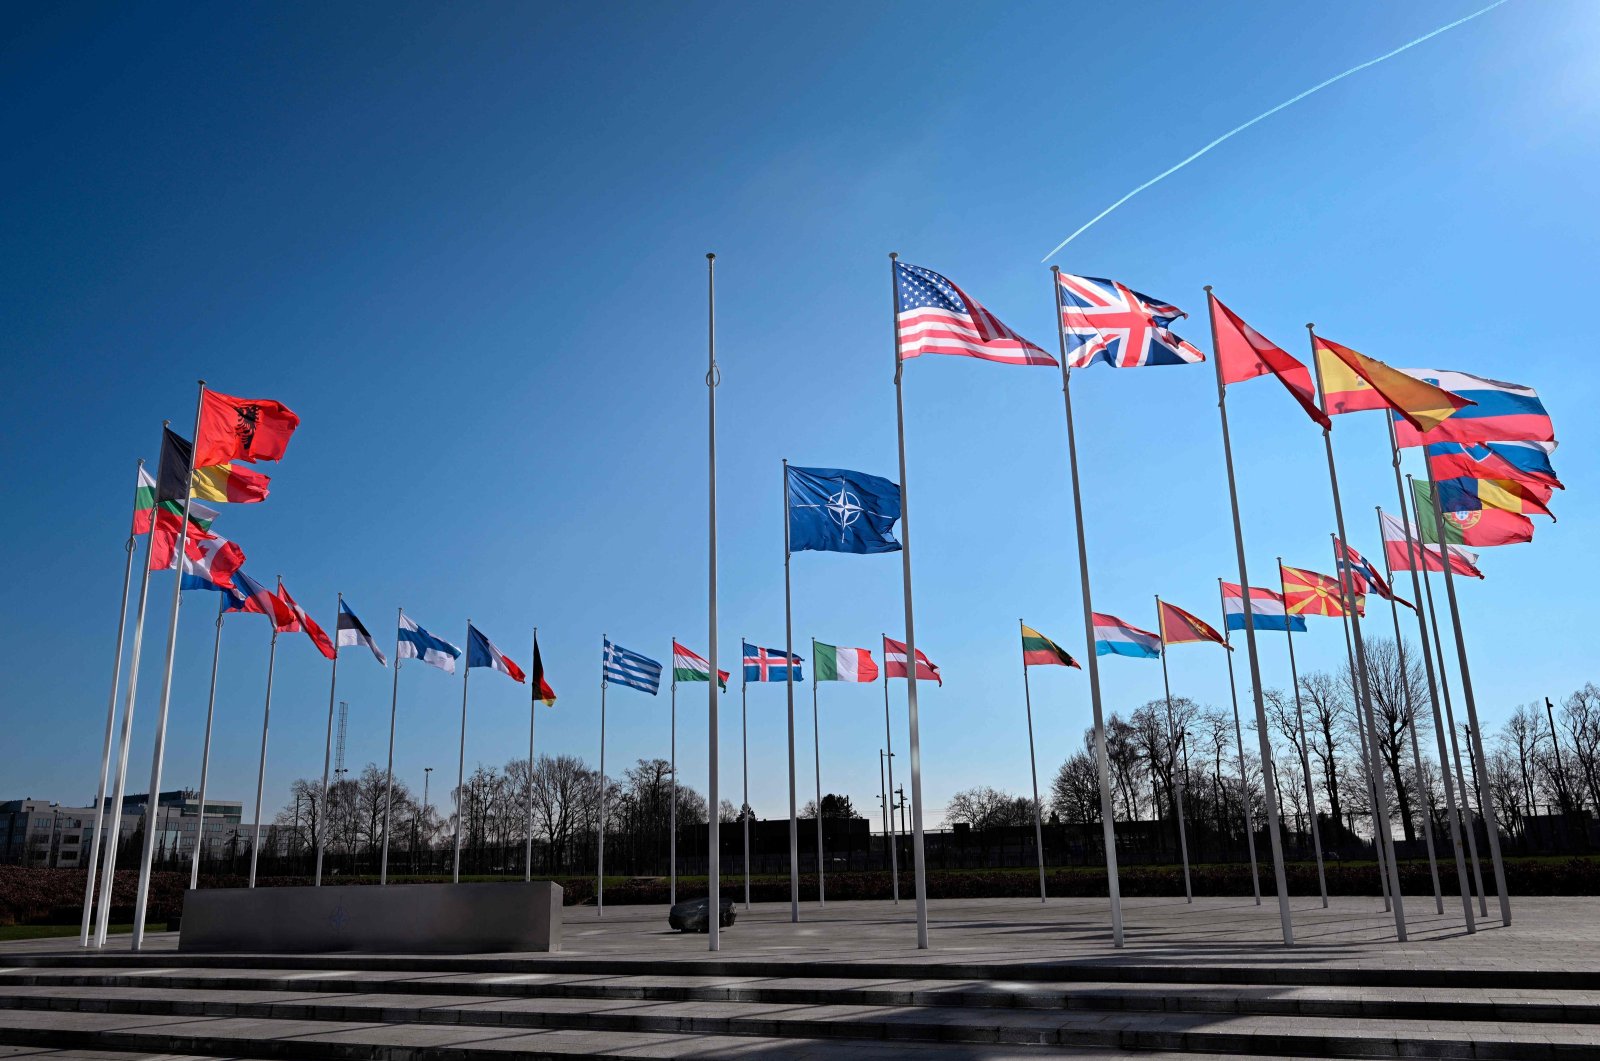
1056 273 1204 369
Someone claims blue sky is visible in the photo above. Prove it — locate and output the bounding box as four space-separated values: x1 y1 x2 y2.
4 1 1594 830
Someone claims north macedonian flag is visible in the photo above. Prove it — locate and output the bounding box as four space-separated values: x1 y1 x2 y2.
1280 565 1362 618
1020 624 1079 668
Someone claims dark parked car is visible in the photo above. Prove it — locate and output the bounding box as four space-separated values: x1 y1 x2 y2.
668 897 736 933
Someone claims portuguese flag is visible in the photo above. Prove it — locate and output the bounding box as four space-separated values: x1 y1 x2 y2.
814 642 879 682
672 640 729 690
1021 623 1079 668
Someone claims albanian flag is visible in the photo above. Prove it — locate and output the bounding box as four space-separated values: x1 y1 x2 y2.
196 389 300 467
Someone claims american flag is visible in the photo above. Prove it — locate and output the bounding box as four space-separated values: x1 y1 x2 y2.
896 261 1055 367
1057 273 1204 369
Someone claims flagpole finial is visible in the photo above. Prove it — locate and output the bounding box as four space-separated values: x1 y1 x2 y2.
889 251 898 261
197 379 206 386
162 419 171 427
1306 323 1315 333
1050 265 1060 275
706 252 715 261
1203 284 1213 293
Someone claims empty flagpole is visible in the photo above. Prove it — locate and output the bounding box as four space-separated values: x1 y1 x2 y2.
1205 291 1292 946
1217 580 1262 905
1155 598 1194 904
1338 586 1392 912
598 636 609 916
878 750 890 889
190 594 226 891
742 637 751 910
812 637 824 905
526 629 538 883
782 458 800 925
1050 266 1123 947
453 621 471 884
80 459 144 946
881 636 899 904
315 593 342 887
889 253 931 949
132 381 206 951
1420 472 1511 925
247 579 283 889
707 251 722 952
380 608 403 885
1018 620 1047 903
670 642 678 907
1275 563 1327 907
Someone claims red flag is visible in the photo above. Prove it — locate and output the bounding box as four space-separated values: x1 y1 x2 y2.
276 583 333 654
147 507 215 570
883 636 941 685
1157 600 1231 649
1209 294 1330 428
196 390 301 467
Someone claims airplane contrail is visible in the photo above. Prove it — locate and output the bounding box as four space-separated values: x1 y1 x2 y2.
1040 0 1513 263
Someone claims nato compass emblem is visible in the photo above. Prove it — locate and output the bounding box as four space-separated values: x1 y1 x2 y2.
825 488 864 538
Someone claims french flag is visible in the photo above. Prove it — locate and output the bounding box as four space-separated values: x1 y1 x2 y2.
468 624 526 683
1092 613 1161 659
1222 582 1305 633
1394 370 1553 448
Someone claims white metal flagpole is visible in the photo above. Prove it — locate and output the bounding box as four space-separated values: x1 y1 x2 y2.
742 637 751 910
1050 267 1123 947
315 593 341 886
453 620 471 883
706 251 722 952
1341 599 1393 913
526 628 538 882
1019 620 1047 903
812 636 824 906
1155 598 1194 904
881 636 899 905
1275 563 1328 908
132 382 206 951
598 637 608 916
80 459 144 946
380 608 403 884
247 578 284 889
189 593 226 891
782 458 800 924
670 643 678 907
1217 579 1262 905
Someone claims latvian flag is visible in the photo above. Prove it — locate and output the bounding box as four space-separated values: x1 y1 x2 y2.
468 624 526 683
673 641 729 690
1221 582 1305 633
883 637 940 685
1092 613 1161 659
814 642 879 682
337 599 388 666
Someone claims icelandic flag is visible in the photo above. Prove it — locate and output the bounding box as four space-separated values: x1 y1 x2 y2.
468 624 526 683
742 641 804 683
337 599 388 666
1393 370 1554 447
1092 612 1161 659
786 466 902 555
603 638 661 695
1222 582 1305 633
176 533 246 592
398 613 462 674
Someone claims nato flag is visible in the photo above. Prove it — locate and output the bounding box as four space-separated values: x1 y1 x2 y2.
787 465 902 555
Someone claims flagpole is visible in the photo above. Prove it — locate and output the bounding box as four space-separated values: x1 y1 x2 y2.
131 382 206 951
1276 564 1328 907
1050 266 1123 947
189 594 226 891
1019 621 1047 903
526 629 538 883
1155 598 1194 904
881 635 899 904
782 458 800 925
1305 325 1404 942
742 638 751 910
1420 472 1511 925
706 251 722 952
380 609 402 885
598 637 608 916
1217 580 1262 906
453 621 471 884
1410 480 1487 913
247 577 284 889
670 643 678 907
80 460 144 946
315 593 342 887
1339 587 1392 912
812 637 824 906
1206 292 1291 946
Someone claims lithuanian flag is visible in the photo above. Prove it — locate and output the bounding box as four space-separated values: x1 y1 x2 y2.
1020 623 1079 668
1312 334 1473 432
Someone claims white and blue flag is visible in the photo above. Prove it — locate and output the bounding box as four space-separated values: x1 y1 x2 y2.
338 599 388 666
398 613 461 673
603 638 662 695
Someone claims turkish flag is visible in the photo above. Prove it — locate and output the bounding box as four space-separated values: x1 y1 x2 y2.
196 390 301 466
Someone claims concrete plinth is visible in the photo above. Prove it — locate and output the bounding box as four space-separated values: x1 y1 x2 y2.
179 880 562 954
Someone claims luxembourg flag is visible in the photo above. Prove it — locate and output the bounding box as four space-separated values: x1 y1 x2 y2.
1222 582 1305 633
1393 370 1553 447
467 623 525 683
1092 612 1161 659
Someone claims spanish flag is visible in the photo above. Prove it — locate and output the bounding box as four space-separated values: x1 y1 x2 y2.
1312 334 1473 432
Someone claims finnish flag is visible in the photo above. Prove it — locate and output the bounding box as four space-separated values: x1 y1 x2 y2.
398 613 462 673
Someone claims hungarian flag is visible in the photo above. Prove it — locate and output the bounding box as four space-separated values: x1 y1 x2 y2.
1379 509 1484 579
1020 624 1079 668
672 640 728 690
1280 565 1363 618
469 624 526 683
196 389 301 467
883 636 941 685
814 642 880 681
1157 600 1230 649
1210 294 1329 428
531 635 557 708
1312 334 1472 431
280 583 336 659
1414 480 1533 547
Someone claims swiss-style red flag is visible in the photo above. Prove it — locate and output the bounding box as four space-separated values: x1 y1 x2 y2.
1209 294 1330 429
195 390 301 467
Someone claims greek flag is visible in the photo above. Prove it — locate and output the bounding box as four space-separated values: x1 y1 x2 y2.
603 638 661 695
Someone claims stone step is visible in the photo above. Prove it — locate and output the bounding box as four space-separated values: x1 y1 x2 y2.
3 966 1596 1025
1 984 1595 1058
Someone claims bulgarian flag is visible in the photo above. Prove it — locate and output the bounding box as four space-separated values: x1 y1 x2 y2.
673 641 728 690
133 466 218 536
1020 624 1079 668
814 642 879 682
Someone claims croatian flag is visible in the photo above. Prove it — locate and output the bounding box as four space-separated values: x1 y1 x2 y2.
1221 582 1305 633
398 613 462 674
1092 612 1161 659
468 624 526 683
1393 370 1553 447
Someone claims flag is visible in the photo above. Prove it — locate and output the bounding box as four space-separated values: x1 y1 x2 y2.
174 533 246 591
1209 294 1329 428
531 635 557 707
468 624 526 683
337 599 387 666
1221 582 1305 633
1379 509 1484 579
883 636 941 684
1435 475 1555 520
1092 613 1161 658
225 571 297 627
672 640 728 690
1392 370 1553 447
281 583 336 659
603 638 662 694
398 613 462 674
195 390 301 467
133 466 218 537
1427 441 1562 493
787 466 902 555
1056 273 1204 369
1157 600 1230 648
1335 540 1414 611
1020 624 1079 668
1311 335 1473 431
156 429 195 503
1280 565 1361 618
191 462 270 504
145 504 220 570
742 641 804 683
1413 480 1533 547
895 261 1055 366
814 642 880 681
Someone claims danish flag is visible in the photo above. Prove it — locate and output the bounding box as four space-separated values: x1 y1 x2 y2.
1057 273 1205 369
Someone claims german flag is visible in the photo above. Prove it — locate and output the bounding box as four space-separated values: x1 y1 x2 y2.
1020 623 1078 668
531 635 557 708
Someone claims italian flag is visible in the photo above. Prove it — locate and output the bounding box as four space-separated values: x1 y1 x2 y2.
814 642 878 682
672 641 728 690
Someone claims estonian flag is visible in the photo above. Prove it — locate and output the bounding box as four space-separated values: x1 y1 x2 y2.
337 600 388 666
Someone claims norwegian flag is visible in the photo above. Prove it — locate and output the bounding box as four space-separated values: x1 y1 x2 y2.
1057 273 1204 369
896 261 1055 367
1335 539 1414 612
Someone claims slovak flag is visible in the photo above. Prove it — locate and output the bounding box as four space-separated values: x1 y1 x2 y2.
467 623 526 683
